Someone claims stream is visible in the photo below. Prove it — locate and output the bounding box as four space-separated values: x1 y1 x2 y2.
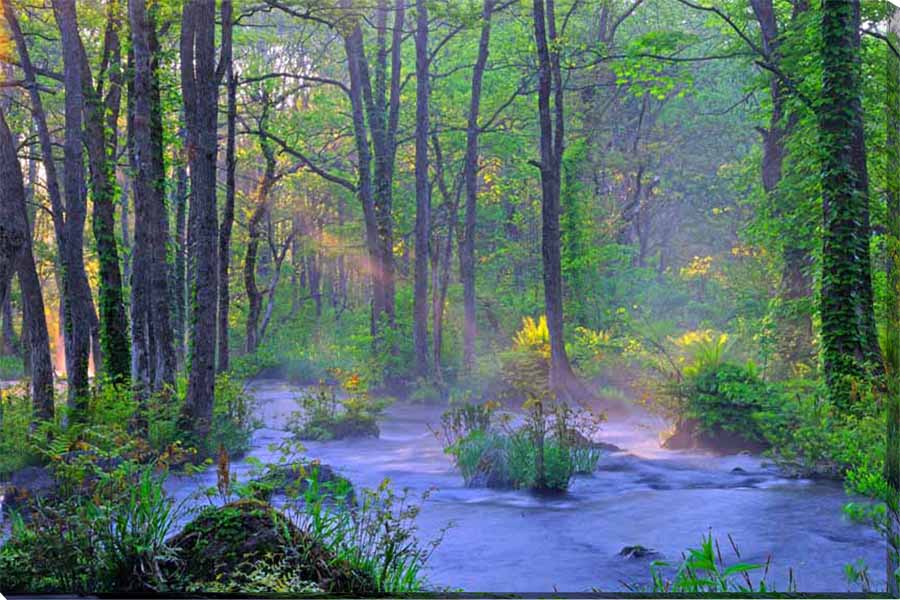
161 379 884 593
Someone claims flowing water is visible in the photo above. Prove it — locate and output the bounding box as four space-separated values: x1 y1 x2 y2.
1 378 886 592
165 379 885 593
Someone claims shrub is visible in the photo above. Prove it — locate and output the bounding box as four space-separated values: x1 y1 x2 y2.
674 362 773 445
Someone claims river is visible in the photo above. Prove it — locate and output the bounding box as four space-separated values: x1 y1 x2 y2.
160 379 885 593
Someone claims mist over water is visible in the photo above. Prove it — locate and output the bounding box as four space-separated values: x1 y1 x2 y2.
161 379 884 593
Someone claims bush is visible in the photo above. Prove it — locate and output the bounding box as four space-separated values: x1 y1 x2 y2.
291 474 444 592
669 362 773 447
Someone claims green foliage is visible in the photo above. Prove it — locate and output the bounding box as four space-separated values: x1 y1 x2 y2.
0 354 24 380
0 387 38 476
0 461 178 593
506 431 573 491
209 372 257 457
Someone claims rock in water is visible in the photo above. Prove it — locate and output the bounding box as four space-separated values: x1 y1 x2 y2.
619 545 659 559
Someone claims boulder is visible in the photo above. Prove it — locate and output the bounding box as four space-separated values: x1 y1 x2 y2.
165 499 374 594
251 461 355 505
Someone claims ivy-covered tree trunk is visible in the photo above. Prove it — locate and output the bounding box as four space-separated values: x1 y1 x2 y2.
79 5 130 385
818 0 880 407
412 0 431 378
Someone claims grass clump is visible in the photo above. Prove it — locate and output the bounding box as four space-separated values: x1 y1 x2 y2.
436 399 602 492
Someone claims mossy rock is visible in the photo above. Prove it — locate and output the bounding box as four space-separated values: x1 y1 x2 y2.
250 461 355 505
165 499 374 594
299 414 379 441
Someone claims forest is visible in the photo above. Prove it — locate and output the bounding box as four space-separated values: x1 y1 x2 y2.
0 0 898 595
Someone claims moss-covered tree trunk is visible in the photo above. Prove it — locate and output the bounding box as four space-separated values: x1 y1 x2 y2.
80 4 130 385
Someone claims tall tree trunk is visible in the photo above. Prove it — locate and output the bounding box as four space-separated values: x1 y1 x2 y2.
430 134 459 387
244 136 276 354
217 3 235 373
532 0 578 396
460 0 495 373
147 8 176 391
0 108 53 420
341 18 381 340
818 0 878 407
412 0 431 378
130 0 175 410
53 0 94 415
750 0 813 373
180 0 222 448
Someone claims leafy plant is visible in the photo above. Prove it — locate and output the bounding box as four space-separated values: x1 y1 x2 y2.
643 532 776 593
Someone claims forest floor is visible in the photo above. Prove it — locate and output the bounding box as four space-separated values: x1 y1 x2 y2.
161 378 884 593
